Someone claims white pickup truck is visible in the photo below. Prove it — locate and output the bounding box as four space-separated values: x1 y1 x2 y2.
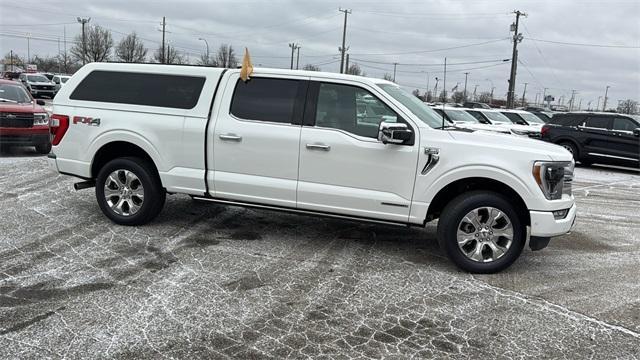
48 63 576 273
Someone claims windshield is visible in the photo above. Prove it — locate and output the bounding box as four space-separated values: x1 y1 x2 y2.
520 112 545 124
61 77 70 83
445 109 480 123
27 75 49 82
482 111 512 124
378 84 445 128
0 83 32 103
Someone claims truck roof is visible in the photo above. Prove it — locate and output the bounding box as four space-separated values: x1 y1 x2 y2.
79 62 397 87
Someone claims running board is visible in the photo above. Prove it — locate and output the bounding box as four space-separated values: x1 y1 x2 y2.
191 196 410 227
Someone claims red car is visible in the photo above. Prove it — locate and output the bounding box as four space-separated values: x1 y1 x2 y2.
0 79 51 154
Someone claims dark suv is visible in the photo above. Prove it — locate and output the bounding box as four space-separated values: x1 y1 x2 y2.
541 112 639 168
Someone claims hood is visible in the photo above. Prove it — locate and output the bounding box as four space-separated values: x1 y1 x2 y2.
445 128 572 161
0 102 45 113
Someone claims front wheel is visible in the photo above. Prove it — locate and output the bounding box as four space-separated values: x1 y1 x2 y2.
437 191 526 273
95 157 166 225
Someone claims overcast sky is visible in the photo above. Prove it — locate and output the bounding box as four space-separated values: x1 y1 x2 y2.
1 0 639 108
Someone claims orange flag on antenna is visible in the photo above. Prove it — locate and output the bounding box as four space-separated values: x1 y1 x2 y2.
240 47 254 82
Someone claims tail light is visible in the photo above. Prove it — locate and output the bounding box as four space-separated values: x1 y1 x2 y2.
540 125 550 137
50 114 69 145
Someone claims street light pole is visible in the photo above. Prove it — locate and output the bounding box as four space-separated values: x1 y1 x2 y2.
296 45 301 70
26 33 31 64
77 17 91 65
463 72 469 102
198 38 209 65
602 85 610 111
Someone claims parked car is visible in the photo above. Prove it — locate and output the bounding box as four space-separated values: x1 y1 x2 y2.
541 112 639 168
1 71 21 81
500 109 546 127
465 108 540 137
19 73 56 98
0 79 51 153
52 74 71 94
530 111 553 123
463 101 492 109
42 73 55 81
49 63 576 273
431 106 511 134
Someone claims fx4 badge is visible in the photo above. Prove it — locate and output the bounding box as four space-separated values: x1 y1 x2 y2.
73 116 101 127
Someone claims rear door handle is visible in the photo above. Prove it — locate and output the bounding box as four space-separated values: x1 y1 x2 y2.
306 143 331 151
219 133 242 141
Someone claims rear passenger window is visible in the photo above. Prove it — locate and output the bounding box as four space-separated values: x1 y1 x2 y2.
231 78 302 123
612 118 638 131
70 70 205 109
585 117 610 129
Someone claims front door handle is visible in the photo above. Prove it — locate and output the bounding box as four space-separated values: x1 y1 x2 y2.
306 143 331 151
219 133 242 141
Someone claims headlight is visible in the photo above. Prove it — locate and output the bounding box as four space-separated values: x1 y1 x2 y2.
34 113 50 126
532 160 574 200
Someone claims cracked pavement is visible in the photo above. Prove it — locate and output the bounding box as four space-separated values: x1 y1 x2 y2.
0 147 639 359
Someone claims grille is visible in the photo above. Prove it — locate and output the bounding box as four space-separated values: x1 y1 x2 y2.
33 85 54 90
0 112 34 128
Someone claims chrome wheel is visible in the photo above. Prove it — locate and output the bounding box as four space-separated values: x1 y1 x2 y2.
561 144 574 154
456 207 514 263
104 169 144 216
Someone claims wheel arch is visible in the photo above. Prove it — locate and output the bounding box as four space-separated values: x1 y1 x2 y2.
91 141 160 182
553 137 582 158
426 177 531 227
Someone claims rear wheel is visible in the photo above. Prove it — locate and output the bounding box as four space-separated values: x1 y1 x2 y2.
437 191 526 273
35 143 51 154
558 141 578 160
95 157 165 225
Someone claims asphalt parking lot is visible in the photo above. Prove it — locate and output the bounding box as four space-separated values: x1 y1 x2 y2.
0 148 638 359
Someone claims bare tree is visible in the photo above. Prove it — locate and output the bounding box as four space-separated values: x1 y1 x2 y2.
214 44 238 68
383 73 394 82
57 51 79 74
70 25 113 63
346 63 365 76
451 91 465 103
153 44 185 64
31 55 58 73
3 52 24 70
477 92 492 104
302 64 321 71
197 52 213 66
116 33 147 63
617 99 639 115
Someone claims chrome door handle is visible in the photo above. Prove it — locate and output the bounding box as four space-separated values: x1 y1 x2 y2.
219 133 242 141
306 143 331 151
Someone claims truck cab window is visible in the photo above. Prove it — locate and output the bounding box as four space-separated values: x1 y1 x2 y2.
315 83 398 139
230 77 302 124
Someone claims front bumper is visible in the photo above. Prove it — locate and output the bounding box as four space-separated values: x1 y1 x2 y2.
529 203 577 237
0 127 50 146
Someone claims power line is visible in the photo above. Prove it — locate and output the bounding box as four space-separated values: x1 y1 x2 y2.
349 58 509 66
527 37 639 49
348 38 509 56
0 22 77 27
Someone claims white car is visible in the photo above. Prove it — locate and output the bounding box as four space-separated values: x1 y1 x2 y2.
466 108 542 137
52 74 71 94
431 106 512 134
18 73 56 98
48 63 576 273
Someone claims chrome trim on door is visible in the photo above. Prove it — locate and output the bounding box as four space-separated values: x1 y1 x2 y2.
306 143 331 151
219 134 242 141
587 152 638 161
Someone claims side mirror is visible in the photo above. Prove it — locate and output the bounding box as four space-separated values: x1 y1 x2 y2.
633 128 640 137
36 99 45 106
378 121 412 145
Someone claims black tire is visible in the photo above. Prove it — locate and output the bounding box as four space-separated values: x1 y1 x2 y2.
35 143 52 154
95 157 166 225
437 190 526 274
557 141 578 161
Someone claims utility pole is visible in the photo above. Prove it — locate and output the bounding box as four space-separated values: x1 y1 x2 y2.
392 62 398 82
77 17 90 65
338 8 351 74
521 82 528 107
26 33 31 64
345 53 350 72
463 72 469 101
507 10 526 109
161 17 166 64
426 73 430 99
597 96 602 110
288 43 298 70
569 89 577 111
602 85 610 111
490 87 495 105
578 98 582 111
442 57 447 102
296 45 301 70
473 84 479 101
9 50 13 71
542 87 548 107
433 77 439 100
